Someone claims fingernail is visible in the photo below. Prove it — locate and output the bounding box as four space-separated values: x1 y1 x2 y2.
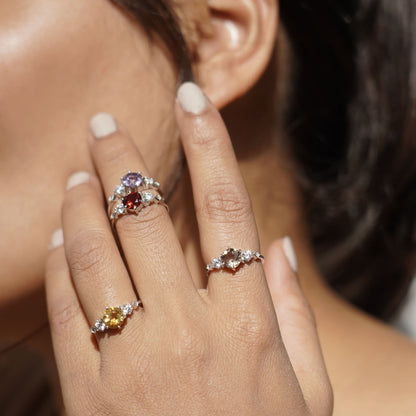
177 82 207 115
49 229 64 250
90 113 117 139
282 236 298 272
66 171 90 191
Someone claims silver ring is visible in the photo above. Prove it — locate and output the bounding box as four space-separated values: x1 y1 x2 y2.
107 171 168 224
108 189 168 223
91 300 142 334
206 247 264 275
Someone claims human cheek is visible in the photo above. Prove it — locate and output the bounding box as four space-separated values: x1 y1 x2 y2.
0 1 97 303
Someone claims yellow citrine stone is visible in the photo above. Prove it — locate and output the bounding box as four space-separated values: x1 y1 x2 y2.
103 307 125 329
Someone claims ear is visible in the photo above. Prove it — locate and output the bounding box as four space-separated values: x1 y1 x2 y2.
194 0 278 109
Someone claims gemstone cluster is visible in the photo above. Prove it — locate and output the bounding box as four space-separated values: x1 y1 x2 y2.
206 248 264 274
108 171 165 221
91 300 142 334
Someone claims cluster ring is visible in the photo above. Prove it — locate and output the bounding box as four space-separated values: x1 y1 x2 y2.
206 247 264 275
108 171 168 223
91 300 142 334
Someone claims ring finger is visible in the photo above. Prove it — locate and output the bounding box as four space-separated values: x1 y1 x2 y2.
87 113 200 315
62 172 139 346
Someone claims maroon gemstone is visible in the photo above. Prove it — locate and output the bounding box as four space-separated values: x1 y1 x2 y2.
123 192 142 210
122 172 143 189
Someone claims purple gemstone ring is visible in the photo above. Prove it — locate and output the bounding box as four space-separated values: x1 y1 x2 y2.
108 171 161 203
206 248 264 275
107 171 168 224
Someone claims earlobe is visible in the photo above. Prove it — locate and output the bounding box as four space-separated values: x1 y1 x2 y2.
194 0 278 109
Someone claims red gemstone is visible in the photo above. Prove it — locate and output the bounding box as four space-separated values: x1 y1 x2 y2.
123 192 142 210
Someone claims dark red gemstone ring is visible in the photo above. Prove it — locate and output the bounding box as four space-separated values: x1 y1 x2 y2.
107 171 168 224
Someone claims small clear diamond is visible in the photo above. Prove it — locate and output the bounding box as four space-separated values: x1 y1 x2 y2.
142 192 154 205
132 300 141 308
155 194 162 201
241 250 253 262
144 177 154 187
115 204 126 214
95 319 106 332
114 185 125 196
154 181 160 188
120 303 133 316
212 258 222 269
109 195 115 202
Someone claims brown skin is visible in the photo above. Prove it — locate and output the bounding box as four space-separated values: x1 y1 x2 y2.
0 0 415 414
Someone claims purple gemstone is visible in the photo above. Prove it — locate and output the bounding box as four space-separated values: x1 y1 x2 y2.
122 172 143 189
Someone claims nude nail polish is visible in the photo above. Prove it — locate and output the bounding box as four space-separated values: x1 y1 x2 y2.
90 113 117 139
49 229 64 250
177 82 207 115
66 171 90 191
282 236 298 272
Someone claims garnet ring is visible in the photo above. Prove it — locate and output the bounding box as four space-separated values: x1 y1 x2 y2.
91 300 142 334
108 188 168 223
206 248 264 275
108 171 161 203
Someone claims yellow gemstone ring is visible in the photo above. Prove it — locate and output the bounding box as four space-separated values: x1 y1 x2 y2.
91 300 142 334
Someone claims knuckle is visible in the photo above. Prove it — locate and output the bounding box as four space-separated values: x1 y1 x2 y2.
200 183 252 224
117 205 166 241
170 326 208 367
280 294 317 328
190 129 216 147
49 298 81 333
67 230 111 276
96 137 130 166
233 309 275 350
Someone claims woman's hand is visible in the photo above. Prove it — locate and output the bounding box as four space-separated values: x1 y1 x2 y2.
45 82 333 416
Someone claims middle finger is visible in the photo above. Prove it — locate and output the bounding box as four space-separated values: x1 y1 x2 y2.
87 113 199 313
175 83 270 306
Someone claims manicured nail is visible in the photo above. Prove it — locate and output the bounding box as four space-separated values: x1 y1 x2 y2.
66 171 90 191
49 229 64 250
282 236 298 272
90 113 117 139
177 82 207 115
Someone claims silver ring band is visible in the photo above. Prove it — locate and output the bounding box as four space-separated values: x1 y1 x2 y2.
206 247 264 275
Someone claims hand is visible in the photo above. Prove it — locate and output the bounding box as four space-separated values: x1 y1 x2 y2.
46 82 333 416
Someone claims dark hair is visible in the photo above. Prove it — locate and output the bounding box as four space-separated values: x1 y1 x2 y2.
113 0 416 319
280 0 416 319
